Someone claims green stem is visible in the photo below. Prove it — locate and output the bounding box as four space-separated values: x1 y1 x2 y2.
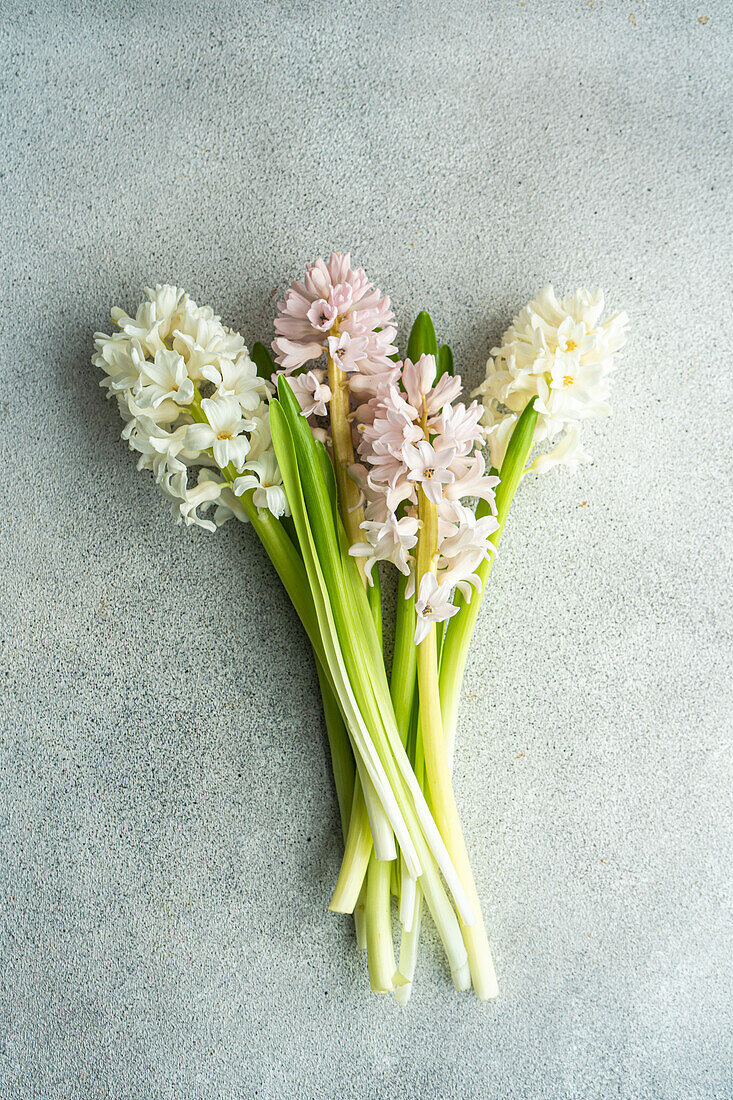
366 852 397 993
363 560 395 990
353 883 367 950
439 400 539 756
329 778 373 912
417 626 498 999
315 659 355 840
394 886 423 1005
396 694 425 993
327 572 385 915
391 573 417 736
391 571 418 932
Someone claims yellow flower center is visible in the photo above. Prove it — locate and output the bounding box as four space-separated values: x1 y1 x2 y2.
217 430 232 440
424 466 435 478
565 339 577 352
563 376 574 388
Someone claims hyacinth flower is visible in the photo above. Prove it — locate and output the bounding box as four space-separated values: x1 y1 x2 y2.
271 255 485 994
272 260 509 998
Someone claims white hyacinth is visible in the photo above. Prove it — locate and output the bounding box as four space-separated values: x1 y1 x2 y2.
475 286 628 473
93 284 287 532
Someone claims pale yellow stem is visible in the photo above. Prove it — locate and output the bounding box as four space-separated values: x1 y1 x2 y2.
416 629 498 999
326 351 365 553
329 780 372 913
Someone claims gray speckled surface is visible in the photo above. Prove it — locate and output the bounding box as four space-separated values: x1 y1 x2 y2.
1 2 731 1097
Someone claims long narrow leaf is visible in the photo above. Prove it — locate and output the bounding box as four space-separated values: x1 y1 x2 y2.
270 400 418 873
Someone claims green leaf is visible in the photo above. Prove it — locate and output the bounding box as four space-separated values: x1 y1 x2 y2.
276 379 385 733
477 396 538 530
437 344 454 379
276 375 343 575
406 311 438 363
315 439 338 514
251 341 277 381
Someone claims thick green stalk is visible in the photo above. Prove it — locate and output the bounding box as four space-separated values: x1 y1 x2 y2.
391 573 417 735
330 781 373 911
315 659 354 840
395 695 423 1000
417 626 498 999
366 852 397 993
439 400 539 756
394 888 423 1005
391 572 418 931
364 557 396 991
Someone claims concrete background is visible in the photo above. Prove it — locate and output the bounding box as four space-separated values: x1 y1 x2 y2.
1 2 731 1097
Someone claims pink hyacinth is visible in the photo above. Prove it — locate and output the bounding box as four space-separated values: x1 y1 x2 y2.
272 253 398 391
288 369 332 418
349 352 500 639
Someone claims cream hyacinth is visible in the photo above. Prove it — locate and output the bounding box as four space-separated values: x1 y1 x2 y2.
476 286 628 472
93 284 285 532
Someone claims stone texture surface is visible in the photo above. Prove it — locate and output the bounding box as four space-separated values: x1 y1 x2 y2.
1 2 731 1097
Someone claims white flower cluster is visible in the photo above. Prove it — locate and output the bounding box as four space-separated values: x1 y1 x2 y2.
93 284 287 532
476 286 628 473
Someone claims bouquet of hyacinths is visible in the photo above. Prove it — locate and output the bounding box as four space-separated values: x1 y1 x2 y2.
94 257 626 1002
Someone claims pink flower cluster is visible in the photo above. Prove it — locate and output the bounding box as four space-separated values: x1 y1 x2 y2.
273 254 501 644
272 252 399 419
350 354 501 643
